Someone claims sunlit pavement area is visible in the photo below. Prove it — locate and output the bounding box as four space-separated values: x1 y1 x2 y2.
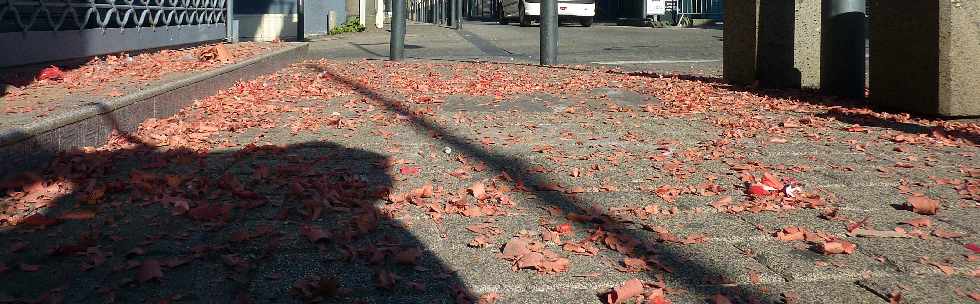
311 21 723 74
1 22 978 304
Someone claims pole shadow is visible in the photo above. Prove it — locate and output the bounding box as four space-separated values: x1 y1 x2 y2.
622 71 980 146
305 62 775 302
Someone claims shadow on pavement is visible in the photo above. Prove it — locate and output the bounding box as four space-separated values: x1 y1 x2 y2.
306 62 772 302
0 114 474 303
626 72 980 146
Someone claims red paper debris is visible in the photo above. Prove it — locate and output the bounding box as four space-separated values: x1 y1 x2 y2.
966 243 980 254
37 66 64 81
606 279 644 304
137 259 164 282
820 240 857 255
399 166 420 175
761 173 784 190
746 183 772 196
58 210 95 220
906 196 940 215
21 214 60 227
902 217 932 227
469 181 489 200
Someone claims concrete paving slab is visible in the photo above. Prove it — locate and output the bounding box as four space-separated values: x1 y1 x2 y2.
857 274 980 304
736 238 898 283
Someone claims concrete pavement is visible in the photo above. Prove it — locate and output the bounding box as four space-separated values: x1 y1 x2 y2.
1 21 977 304
310 21 723 74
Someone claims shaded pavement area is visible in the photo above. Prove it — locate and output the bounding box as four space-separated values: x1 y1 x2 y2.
1 56 978 304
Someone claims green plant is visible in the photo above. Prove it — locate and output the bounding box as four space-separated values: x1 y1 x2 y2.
329 17 366 35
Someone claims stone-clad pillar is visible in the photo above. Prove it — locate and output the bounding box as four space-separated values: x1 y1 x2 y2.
756 0 822 89
869 0 980 116
723 0 760 86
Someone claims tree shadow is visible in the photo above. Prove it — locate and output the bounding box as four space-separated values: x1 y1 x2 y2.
305 62 774 302
0 114 474 303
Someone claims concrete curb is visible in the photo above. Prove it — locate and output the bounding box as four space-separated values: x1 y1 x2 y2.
0 42 309 178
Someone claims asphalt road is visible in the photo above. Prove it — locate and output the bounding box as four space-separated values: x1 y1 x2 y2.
310 20 723 75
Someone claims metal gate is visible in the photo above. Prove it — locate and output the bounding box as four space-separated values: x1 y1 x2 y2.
463 0 496 19
670 0 722 20
0 0 230 68
409 0 460 26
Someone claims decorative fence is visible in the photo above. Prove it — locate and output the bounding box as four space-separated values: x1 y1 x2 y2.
0 0 230 67
409 0 452 26
673 0 722 20
463 0 495 19
410 0 462 28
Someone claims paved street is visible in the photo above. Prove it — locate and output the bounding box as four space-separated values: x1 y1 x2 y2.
310 21 723 74
1 22 978 304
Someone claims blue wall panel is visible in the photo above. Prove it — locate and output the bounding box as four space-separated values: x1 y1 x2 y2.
236 0 347 35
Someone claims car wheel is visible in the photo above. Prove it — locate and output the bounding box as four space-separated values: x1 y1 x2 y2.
579 17 593 27
678 16 692 27
498 3 509 24
519 2 531 27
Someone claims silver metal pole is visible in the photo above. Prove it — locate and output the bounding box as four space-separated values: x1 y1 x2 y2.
821 0 866 98
297 0 305 41
226 0 237 42
454 0 462 29
539 0 558 65
391 0 407 60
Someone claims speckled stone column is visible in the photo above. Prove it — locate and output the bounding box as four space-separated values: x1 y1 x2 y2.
869 0 980 116
723 0 760 86
756 0 822 89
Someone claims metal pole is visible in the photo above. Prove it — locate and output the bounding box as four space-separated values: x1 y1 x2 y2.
640 0 647 20
821 0 866 98
360 0 367 26
539 0 558 65
225 0 236 42
390 0 407 60
297 0 305 41
454 0 462 29
449 0 455 27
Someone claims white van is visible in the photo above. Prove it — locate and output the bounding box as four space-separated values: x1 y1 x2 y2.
497 0 596 27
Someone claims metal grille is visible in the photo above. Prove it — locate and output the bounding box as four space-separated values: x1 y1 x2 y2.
0 0 229 67
0 0 227 32
410 0 452 26
675 0 722 18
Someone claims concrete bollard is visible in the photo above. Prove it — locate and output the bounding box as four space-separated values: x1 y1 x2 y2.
723 0 760 86
756 0 822 90
868 0 980 116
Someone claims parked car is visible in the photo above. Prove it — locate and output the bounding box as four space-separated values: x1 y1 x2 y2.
497 0 596 27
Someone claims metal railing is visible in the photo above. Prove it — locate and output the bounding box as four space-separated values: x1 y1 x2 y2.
463 0 496 19
409 0 455 27
1 0 229 67
672 0 722 19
